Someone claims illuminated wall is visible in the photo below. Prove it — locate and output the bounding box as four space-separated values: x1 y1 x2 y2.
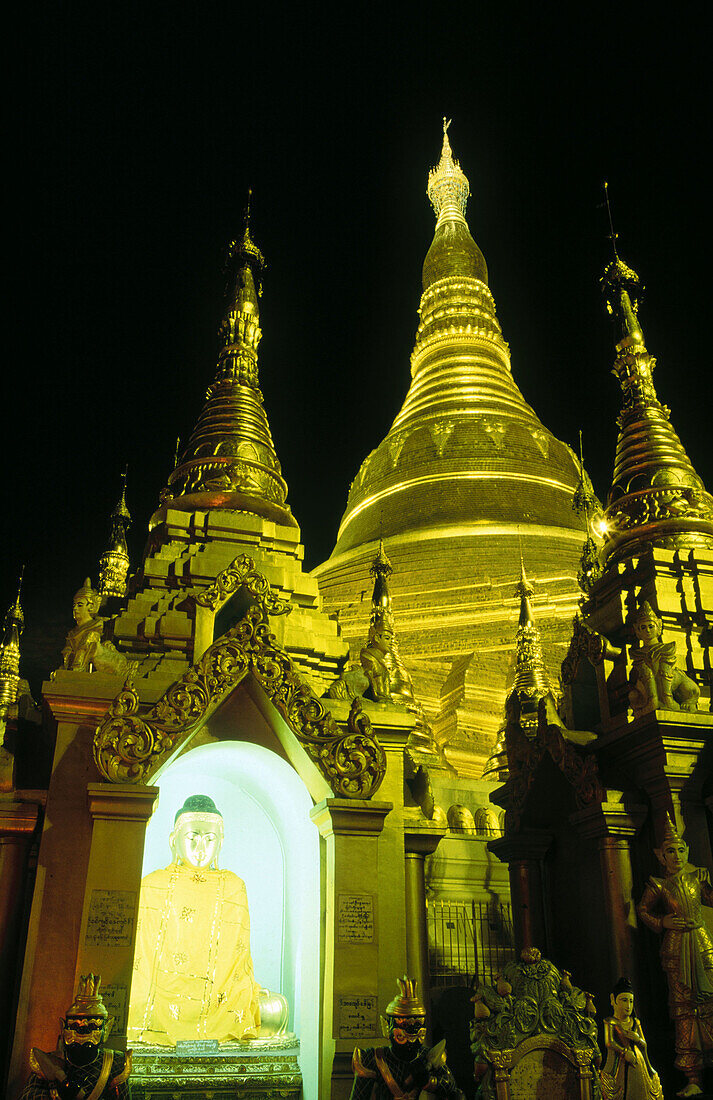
138 739 320 1096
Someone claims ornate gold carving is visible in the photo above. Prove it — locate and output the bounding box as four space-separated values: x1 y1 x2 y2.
194 553 292 616
0 569 24 708
94 605 385 798
152 201 296 530
600 255 713 563
98 468 131 600
427 117 469 225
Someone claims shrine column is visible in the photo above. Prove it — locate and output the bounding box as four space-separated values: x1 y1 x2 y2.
0 798 42 1076
570 794 645 985
311 797 392 1100
488 831 552 954
404 824 445 1032
73 783 158 1050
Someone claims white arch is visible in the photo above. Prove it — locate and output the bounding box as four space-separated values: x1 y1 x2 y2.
138 739 320 1098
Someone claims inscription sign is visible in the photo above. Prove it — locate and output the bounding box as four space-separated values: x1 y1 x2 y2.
101 984 127 1035
339 995 378 1038
338 893 374 943
85 890 136 947
175 1040 220 1055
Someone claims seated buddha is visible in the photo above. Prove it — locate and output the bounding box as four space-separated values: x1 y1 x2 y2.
128 794 275 1045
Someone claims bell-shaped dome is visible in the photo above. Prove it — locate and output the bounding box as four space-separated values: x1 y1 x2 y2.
314 122 588 778
422 216 488 288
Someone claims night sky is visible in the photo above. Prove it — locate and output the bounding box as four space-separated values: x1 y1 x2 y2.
5 7 712 692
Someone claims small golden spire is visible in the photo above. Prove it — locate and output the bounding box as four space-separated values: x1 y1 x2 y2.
427 116 470 226
572 431 602 594
152 199 295 529
362 540 414 706
422 119 488 289
0 568 25 708
360 542 440 758
98 467 131 600
598 197 713 564
512 560 551 723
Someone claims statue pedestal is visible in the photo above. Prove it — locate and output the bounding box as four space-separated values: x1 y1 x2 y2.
130 1036 302 1099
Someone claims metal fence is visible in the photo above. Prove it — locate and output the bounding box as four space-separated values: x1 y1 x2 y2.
427 898 515 989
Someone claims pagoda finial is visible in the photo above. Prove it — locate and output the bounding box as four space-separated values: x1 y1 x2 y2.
98 468 131 600
598 210 713 564
151 200 295 530
359 542 440 758
511 560 551 720
0 567 25 708
603 181 619 262
572 431 602 594
427 117 470 226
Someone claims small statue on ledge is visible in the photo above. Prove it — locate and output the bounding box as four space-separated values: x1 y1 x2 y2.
628 602 699 717
60 579 128 675
637 815 713 1097
349 976 464 1098
19 974 131 1099
599 976 663 1100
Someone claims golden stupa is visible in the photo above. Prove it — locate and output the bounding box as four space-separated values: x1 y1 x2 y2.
314 121 589 775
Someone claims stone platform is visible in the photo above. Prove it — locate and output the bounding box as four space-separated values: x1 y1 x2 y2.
130 1035 302 1099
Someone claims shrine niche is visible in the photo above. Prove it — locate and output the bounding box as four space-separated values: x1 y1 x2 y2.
127 737 319 1099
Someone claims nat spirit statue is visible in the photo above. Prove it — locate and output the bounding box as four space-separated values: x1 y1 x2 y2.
61 578 128 675
628 602 699 717
127 794 263 1044
637 816 713 1097
19 974 131 1099
599 976 663 1100
349 976 463 1098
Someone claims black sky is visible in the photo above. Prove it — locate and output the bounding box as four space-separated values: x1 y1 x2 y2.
5 5 712 690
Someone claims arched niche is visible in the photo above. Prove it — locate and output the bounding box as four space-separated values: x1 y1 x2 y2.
134 738 320 1099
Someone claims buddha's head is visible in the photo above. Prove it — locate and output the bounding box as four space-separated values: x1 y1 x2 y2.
610 976 635 1021
654 813 688 875
384 976 426 1061
170 794 224 870
72 578 101 625
61 974 108 1068
632 601 662 648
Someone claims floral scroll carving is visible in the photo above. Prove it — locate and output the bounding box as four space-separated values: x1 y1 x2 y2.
194 552 292 615
94 564 386 799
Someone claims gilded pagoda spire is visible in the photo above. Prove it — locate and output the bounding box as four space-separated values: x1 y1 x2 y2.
360 541 440 757
0 568 25 708
98 467 131 600
572 432 603 595
328 121 586 558
599 208 713 563
361 540 417 706
512 559 552 723
483 560 552 777
151 195 296 529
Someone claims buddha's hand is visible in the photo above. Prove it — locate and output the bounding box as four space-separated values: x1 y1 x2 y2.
625 1051 637 1066
662 914 696 931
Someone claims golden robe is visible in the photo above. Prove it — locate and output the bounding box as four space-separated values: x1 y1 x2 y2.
599 1018 663 1100
128 863 261 1044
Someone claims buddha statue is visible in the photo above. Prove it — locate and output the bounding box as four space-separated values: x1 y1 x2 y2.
19 973 131 1099
628 602 699 717
60 578 128 675
637 815 713 1097
128 794 284 1045
349 976 463 1098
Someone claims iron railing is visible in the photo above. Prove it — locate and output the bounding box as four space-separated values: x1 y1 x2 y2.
427 898 515 989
